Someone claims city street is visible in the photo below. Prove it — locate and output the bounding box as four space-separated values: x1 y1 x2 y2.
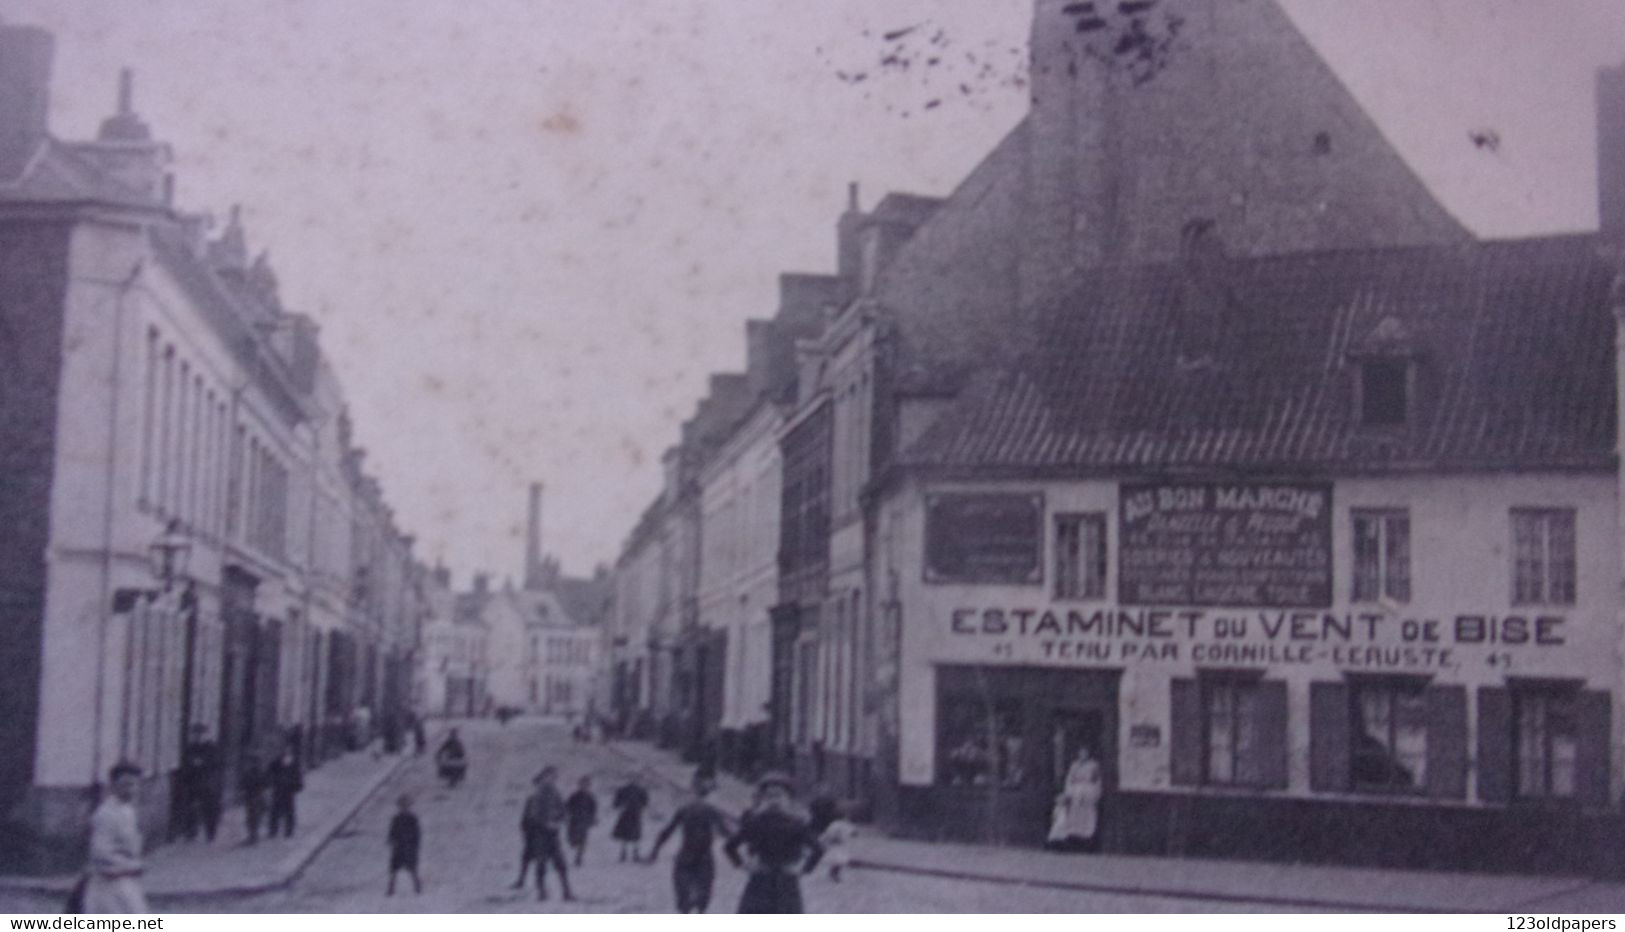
167 720 1312 913
1 719 1313 914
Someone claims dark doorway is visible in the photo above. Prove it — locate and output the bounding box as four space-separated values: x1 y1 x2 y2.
934 666 1119 848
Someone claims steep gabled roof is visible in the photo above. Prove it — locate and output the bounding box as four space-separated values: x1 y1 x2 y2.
901 235 1618 475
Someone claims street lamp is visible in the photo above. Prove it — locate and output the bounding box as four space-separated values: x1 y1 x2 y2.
148 519 192 592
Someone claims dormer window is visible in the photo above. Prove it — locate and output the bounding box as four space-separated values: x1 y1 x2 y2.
1360 358 1410 428
1350 315 1421 430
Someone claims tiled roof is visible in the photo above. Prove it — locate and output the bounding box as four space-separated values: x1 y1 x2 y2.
900 235 1619 475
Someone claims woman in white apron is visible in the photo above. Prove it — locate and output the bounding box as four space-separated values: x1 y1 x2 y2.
1046 747 1102 852
83 762 150 913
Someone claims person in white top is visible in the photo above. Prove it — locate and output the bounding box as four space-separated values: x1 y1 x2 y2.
1046 746 1103 853
83 761 150 914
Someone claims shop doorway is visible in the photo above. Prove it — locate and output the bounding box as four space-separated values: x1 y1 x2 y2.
1045 707 1108 850
934 666 1118 848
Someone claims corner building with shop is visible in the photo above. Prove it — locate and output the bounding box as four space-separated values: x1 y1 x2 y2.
848 1 1625 874
868 237 1625 874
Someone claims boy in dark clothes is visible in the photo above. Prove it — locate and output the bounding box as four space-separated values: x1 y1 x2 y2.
648 771 733 914
724 772 823 914
564 776 598 867
386 794 422 895
520 766 574 901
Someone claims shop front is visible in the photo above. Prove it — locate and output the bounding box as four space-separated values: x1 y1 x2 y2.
874 474 1625 875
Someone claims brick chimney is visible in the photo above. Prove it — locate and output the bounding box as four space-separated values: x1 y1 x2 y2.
836 182 865 299
0 22 53 181
78 68 173 204
1599 61 1625 237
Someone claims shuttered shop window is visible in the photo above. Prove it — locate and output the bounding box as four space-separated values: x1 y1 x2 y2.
1478 685 1610 806
1310 680 1465 797
1171 676 1287 789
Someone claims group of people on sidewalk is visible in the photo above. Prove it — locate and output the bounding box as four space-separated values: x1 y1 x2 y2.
173 724 306 847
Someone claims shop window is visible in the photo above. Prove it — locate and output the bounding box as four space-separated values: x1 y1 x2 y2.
1178 674 1287 788
1351 509 1410 603
937 693 1026 789
1172 675 1288 788
1350 678 1427 791
1055 512 1107 600
1511 509 1576 606
924 493 1043 585
1515 686 1579 800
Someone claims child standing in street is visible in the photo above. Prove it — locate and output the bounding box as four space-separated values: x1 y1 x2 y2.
820 803 855 882
610 776 650 863
564 776 598 867
386 794 422 896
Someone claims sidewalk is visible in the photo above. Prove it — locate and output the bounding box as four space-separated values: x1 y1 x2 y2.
605 740 1625 914
0 745 412 901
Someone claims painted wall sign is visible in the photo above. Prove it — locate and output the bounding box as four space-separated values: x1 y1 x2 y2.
1119 481 1333 607
946 605 1568 672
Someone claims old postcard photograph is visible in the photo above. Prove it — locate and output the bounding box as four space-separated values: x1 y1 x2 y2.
2 0 1625 916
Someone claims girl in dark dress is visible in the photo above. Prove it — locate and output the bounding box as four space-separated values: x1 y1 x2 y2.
610 777 650 862
724 772 823 914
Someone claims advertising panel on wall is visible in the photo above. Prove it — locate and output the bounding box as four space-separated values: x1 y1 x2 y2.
1118 481 1333 608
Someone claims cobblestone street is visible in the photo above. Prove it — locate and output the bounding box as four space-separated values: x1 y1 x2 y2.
2 720 1313 913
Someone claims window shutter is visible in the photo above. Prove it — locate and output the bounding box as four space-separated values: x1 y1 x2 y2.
1256 680 1290 789
1426 684 1468 799
1576 689 1612 808
1476 687 1512 804
1170 678 1201 786
1309 682 1349 793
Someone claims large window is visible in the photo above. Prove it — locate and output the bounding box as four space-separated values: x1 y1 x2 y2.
1055 512 1107 600
1514 686 1578 800
1512 509 1576 606
1351 509 1411 603
937 693 1025 788
1350 678 1427 791
924 493 1043 585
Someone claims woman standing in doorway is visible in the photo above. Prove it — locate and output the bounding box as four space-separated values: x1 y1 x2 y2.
1046 746 1102 852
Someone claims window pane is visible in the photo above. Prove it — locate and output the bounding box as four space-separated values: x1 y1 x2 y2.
1056 517 1081 598
1393 689 1428 788
1352 515 1381 602
1385 515 1412 602
1547 512 1576 605
1084 515 1106 598
1512 511 1545 604
1517 697 1547 796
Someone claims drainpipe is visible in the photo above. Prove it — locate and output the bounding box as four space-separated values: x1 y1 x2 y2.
91 255 146 786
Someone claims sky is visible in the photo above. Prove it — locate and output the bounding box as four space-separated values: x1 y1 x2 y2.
8 0 1625 585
